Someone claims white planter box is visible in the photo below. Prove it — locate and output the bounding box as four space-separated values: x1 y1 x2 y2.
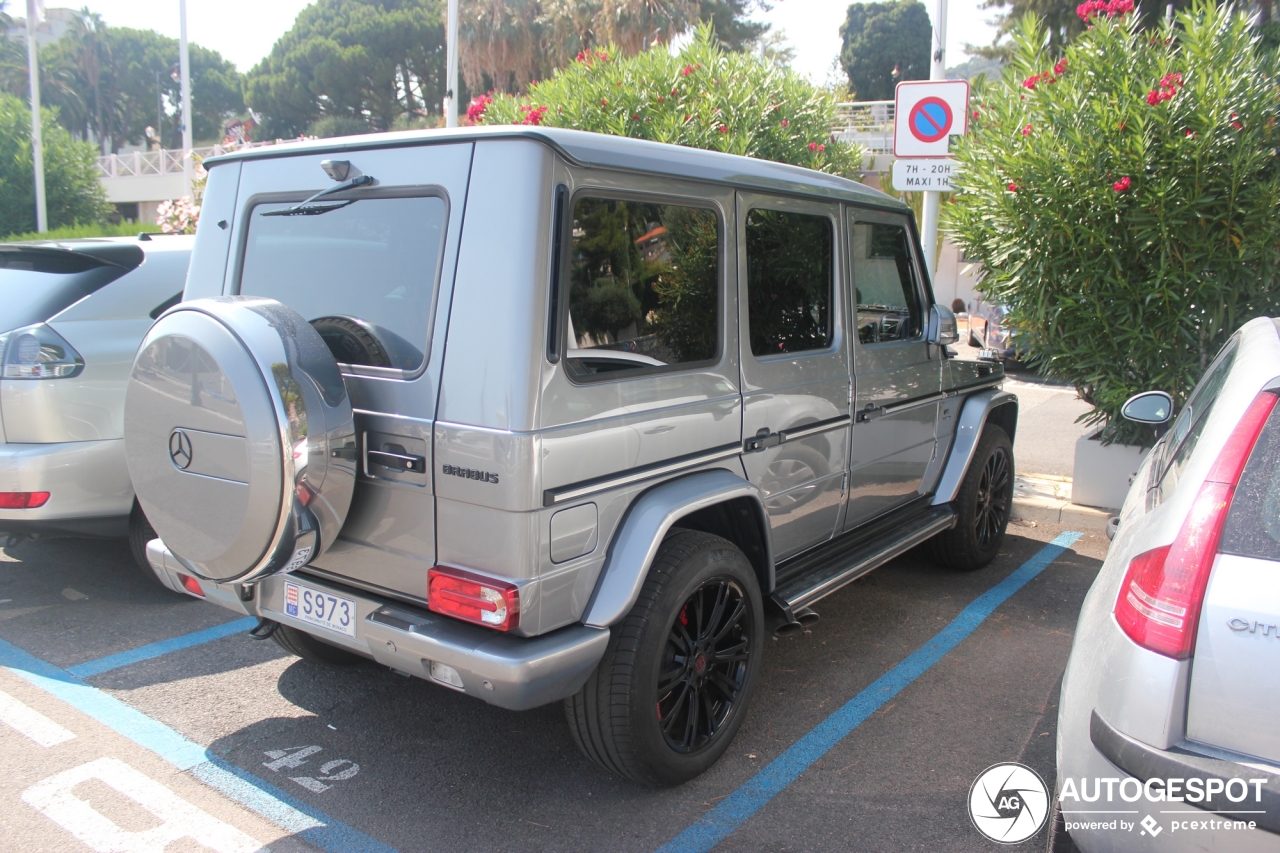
1072 431 1150 511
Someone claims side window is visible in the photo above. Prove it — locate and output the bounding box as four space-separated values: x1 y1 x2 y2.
1156 338 1238 498
240 194 447 372
851 221 923 345
564 197 719 380
745 208 833 357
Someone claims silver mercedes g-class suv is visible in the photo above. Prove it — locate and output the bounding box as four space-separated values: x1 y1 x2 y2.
123 127 1016 786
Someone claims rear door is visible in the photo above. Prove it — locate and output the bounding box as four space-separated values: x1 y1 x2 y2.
226 143 473 602
1186 392 1280 763
737 193 850 561
843 209 941 530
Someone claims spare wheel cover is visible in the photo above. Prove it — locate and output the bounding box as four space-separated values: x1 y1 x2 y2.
125 296 356 583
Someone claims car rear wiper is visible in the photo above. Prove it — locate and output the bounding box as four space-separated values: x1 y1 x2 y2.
261 174 375 217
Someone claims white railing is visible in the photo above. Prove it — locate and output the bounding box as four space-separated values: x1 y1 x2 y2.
832 100 894 154
95 141 277 179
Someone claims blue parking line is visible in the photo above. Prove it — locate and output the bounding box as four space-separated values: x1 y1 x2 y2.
0 636 398 853
657 530 1084 853
67 617 258 679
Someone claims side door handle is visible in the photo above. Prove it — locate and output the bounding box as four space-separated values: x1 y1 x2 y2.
743 428 783 453
856 405 885 423
366 448 427 473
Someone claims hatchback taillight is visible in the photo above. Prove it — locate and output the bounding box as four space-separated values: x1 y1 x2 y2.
428 566 519 631
1115 391 1278 659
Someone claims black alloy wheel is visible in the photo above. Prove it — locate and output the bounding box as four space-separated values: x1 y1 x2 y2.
657 578 753 753
974 443 1012 549
927 424 1015 571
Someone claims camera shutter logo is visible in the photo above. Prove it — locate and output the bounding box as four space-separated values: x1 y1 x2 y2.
968 762 1050 844
169 429 193 470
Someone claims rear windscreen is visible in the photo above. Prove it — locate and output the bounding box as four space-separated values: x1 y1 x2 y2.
1220 398 1280 562
0 251 126 332
239 194 447 372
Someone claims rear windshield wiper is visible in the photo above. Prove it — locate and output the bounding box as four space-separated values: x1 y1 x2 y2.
261 174 375 217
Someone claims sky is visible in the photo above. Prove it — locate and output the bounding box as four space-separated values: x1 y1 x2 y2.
23 0 1001 83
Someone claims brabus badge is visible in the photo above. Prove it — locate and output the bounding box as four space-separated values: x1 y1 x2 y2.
442 463 499 484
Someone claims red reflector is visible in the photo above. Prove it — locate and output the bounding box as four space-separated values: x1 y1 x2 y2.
0 491 50 509
1114 391 1278 659
428 566 519 631
178 574 205 597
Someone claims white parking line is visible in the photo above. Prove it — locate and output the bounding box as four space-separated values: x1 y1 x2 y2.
22 757 266 853
0 689 75 747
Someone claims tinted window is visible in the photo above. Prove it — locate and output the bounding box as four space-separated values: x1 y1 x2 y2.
1155 339 1238 500
1220 400 1280 561
745 208 833 357
564 197 719 379
240 195 447 371
852 222 922 345
0 251 126 331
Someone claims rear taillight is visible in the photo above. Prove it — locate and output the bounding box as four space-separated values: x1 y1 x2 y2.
428 566 519 631
1115 391 1278 659
177 574 205 597
1 323 83 379
0 491 50 509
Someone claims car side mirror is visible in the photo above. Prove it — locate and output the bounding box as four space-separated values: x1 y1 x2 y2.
1121 390 1173 424
927 303 959 346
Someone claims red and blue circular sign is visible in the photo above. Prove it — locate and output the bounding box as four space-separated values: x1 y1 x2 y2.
908 97 954 143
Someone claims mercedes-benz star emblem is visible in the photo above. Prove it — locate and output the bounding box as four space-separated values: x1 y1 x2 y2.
169 429 193 470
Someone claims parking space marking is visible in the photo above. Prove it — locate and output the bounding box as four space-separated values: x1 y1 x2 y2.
0 636 399 853
67 616 259 678
0 688 76 747
23 757 264 853
657 531 1084 853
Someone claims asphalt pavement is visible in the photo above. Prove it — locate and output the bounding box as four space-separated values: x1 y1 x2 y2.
0 520 1108 852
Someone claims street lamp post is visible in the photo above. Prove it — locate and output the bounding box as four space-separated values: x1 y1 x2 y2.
445 0 458 127
179 0 193 195
920 0 948 280
25 0 47 233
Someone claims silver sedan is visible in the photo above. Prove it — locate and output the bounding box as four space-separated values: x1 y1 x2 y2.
1053 316 1280 851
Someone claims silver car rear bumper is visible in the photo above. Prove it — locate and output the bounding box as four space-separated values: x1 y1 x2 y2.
145 539 609 711
0 438 133 529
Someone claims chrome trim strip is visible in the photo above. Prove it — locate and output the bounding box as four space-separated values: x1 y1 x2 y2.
780 415 851 442
881 392 945 416
543 442 743 507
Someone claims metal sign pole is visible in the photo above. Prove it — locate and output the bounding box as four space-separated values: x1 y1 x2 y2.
920 0 948 280
179 0 193 196
445 0 458 127
26 0 47 233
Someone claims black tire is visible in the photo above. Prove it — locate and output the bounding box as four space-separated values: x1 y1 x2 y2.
1046 795 1078 852
929 425 1014 571
566 530 764 786
128 501 178 591
270 624 364 665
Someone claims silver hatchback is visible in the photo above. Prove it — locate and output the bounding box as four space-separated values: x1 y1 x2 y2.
1054 316 1280 851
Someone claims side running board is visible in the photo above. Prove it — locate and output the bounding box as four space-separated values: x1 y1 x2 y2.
771 504 956 618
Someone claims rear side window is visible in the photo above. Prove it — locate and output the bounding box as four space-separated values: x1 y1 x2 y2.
564 197 719 380
851 222 922 345
0 251 127 331
1220 399 1280 561
240 195 447 372
1155 339 1238 499
745 208 833 357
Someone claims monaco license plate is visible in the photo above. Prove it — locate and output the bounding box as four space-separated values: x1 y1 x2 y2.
283 581 357 637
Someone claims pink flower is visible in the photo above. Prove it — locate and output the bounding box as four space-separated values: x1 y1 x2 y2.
808 142 818 151
1023 74 1040 90
1146 89 1162 106
780 119 788 127
632 114 640 121
682 64 695 76
466 94 493 122
1008 182 1018 192
1113 176 1131 192
1054 58 1068 75
1021 124 1033 136
718 124 727 133
601 98 608 106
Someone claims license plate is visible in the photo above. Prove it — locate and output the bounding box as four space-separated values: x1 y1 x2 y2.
283 581 357 637
978 348 1002 362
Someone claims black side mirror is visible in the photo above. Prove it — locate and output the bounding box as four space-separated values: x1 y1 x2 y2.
1121 390 1173 424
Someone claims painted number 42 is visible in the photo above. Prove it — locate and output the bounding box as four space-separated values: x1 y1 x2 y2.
263 745 359 793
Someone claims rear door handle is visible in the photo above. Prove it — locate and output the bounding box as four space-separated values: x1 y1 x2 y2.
743 429 783 453
366 449 426 473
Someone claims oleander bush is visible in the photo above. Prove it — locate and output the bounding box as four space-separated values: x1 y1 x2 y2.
945 1 1280 444
470 25 863 179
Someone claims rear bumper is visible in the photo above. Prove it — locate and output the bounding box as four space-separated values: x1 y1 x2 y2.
0 438 133 531
146 540 610 711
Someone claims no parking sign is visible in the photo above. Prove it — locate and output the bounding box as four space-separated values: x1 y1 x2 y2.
894 80 970 158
